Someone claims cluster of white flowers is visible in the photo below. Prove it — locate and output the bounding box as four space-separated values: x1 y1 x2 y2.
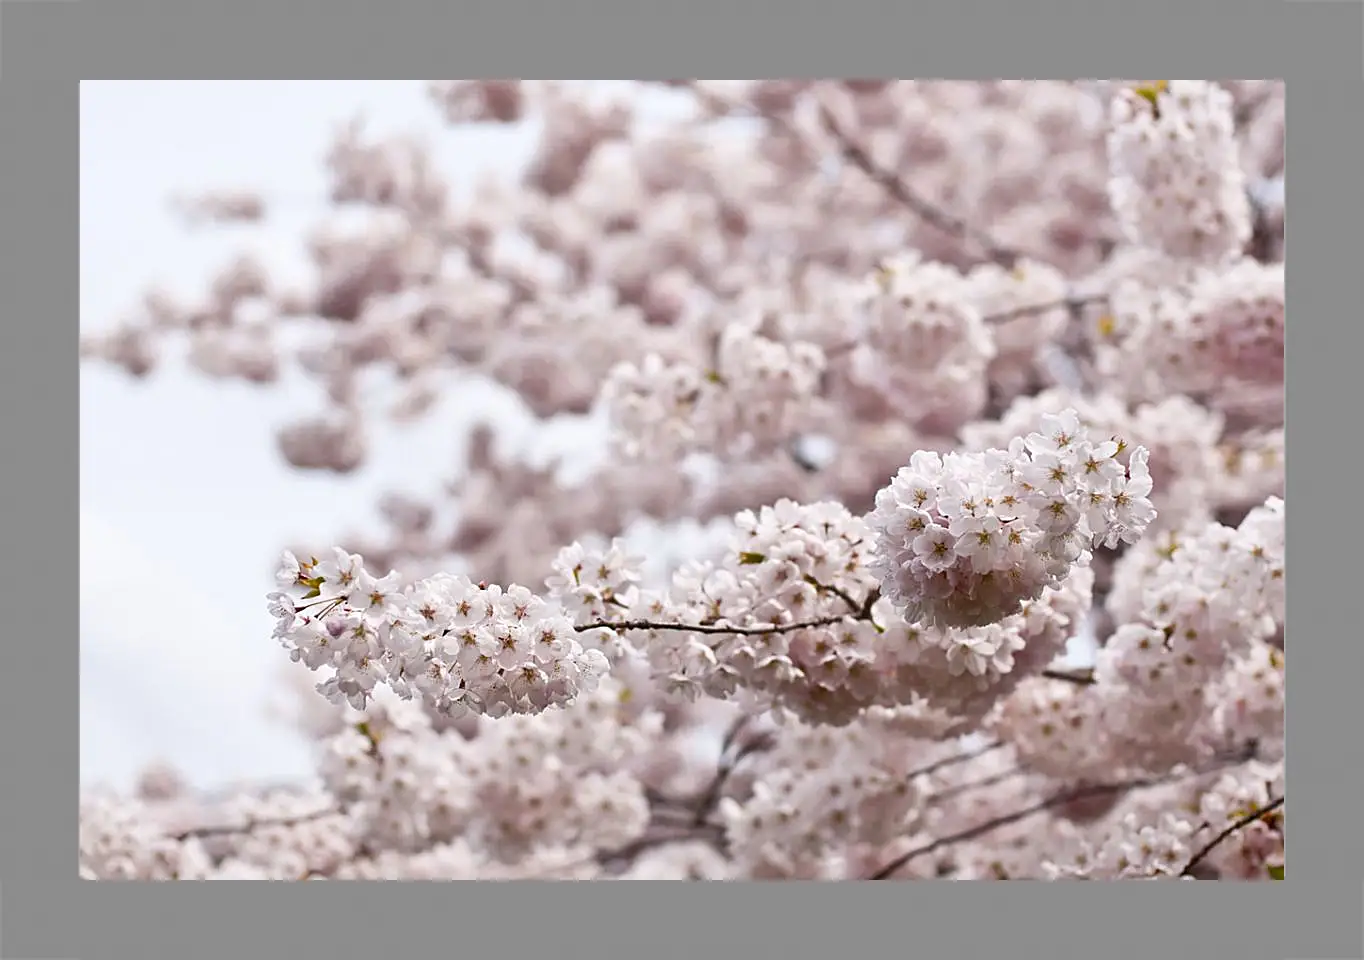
961 387 1226 528
81 677 668 880
1043 812 1197 879
1106 80 1252 264
1099 256 1284 415
1194 761 1285 879
446 679 659 859
994 497 1285 781
1213 426 1285 512
572 452 1096 729
606 499 896 725
1183 258 1286 388
268 548 611 719
600 318 825 462
79 794 213 880
718 717 924 878
869 409 1156 629
1034 757 1285 881
845 253 996 428
200 791 356 880
1108 496 1285 654
962 258 1071 402
1211 643 1285 759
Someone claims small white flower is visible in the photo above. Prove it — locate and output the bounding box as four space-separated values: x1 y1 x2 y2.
316 548 363 599
1027 410 1082 456
912 526 957 573
275 551 303 588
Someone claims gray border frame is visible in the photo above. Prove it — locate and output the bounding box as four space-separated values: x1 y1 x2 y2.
27 0 1349 957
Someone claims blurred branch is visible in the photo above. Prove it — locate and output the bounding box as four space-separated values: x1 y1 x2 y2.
168 805 338 841
984 292 1110 325
1041 666 1097 686
691 715 774 827
867 743 1260 879
813 101 1024 270
1178 795 1284 878
680 81 1028 270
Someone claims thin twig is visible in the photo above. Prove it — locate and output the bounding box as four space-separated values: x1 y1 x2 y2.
577 614 856 638
584 603 1096 688
1178 795 1284 878
814 102 1024 269
682 81 1026 270
168 806 339 842
866 778 1151 879
906 740 1006 781
1041 667 1097 686
928 768 1023 806
866 745 1257 880
692 724 774 828
1232 83 1279 131
597 822 727 869
804 576 863 615
983 292 1110 325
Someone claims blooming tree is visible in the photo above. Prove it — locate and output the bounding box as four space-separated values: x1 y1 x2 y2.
80 79 1285 881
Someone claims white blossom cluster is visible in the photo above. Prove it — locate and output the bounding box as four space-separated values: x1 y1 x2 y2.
600 316 826 462
1194 761 1286 879
1042 812 1198 879
961 387 1226 528
268 549 611 719
319 682 658 865
994 497 1285 780
869 409 1156 629
1039 758 1284 880
846 253 996 428
962 258 1071 403
573 472 1095 729
1099 256 1284 418
1107 80 1252 264
80 678 664 880
718 717 926 878
79 794 214 880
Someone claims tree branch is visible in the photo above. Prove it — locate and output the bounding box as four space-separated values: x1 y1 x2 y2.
680 81 1027 270
866 777 1150 879
906 740 1006 780
983 292 1110 325
1040 667 1097 686
690 717 774 828
1178 795 1284 878
577 614 857 638
814 102 1024 269
866 744 1258 879
168 805 339 842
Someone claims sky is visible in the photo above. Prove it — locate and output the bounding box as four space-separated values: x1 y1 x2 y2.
79 81 692 792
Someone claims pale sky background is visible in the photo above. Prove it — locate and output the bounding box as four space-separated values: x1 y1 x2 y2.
79 81 706 793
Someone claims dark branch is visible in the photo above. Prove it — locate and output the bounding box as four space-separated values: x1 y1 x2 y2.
596 822 727 870
691 719 774 828
1041 667 1097 686
867 776 1154 879
928 768 1022 806
906 740 1006 781
866 745 1258 880
577 614 857 638
1178 795 1284 878
814 103 1024 269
